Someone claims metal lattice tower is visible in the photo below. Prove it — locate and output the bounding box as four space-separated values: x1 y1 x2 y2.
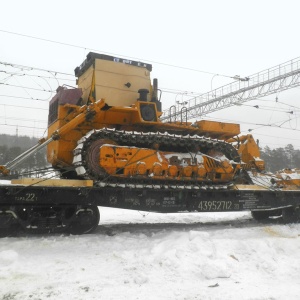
161 57 300 122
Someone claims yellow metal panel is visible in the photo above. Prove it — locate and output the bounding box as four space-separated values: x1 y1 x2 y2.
77 59 151 106
77 65 93 104
196 120 240 138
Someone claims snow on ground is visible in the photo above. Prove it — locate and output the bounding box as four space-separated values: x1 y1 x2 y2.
1 207 300 300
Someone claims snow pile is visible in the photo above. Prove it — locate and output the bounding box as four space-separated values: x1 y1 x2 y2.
1 208 300 299
278 169 300 180
0 180 11 185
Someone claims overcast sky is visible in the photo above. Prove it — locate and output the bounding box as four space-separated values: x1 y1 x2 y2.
0 0 300 149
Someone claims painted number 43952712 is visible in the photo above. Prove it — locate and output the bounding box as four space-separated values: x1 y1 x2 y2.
198 200 233 211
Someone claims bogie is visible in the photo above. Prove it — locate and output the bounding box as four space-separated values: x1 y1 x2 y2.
282 207 300 224
0 205 100 235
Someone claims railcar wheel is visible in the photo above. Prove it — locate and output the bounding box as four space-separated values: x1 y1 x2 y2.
282 207 300 224
69 205 100 235
251 210 271 221
251 209 282 221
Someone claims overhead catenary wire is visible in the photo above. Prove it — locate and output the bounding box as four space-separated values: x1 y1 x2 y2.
0 94 53 102
0 60 74 77
248 132 300 143
203 114 300 133
258 98 300 111
1 36 298 114
0 82 54 93
238 103 299 114
0 103 47 110
0 70 75 82
3 62 299 113
0 123 46 130
0 116 47 123
1 29 300 148
245 115 300 133
0 29 237 78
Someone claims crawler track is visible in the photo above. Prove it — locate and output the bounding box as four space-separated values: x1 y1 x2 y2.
73 128 240 186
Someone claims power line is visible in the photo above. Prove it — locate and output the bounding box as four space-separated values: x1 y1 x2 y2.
0 29 235 78
258 141 300 149
0 94 50 102
1 29 300 147
0 61 74 77
247 132 300 143
246 115 300 132
0 68 202 100
0 82 54 93
0 103 47 110
237 103 298 114
0 70 75 82
242 98 300 112
0 123 46 130
257 98 300 110
160 88 202 97
204 114 300 133
0 116 47 123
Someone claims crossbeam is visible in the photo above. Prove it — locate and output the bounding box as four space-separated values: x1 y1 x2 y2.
161 57 300 122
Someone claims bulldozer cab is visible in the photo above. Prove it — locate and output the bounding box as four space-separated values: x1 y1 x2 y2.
75 52 153 107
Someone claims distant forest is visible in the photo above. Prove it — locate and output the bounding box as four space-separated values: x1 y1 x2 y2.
0 134 48 176
0 134 299 176
260 144 300 172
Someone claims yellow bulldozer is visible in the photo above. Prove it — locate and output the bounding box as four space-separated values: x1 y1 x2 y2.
1 52 300 235
1 52 267 187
